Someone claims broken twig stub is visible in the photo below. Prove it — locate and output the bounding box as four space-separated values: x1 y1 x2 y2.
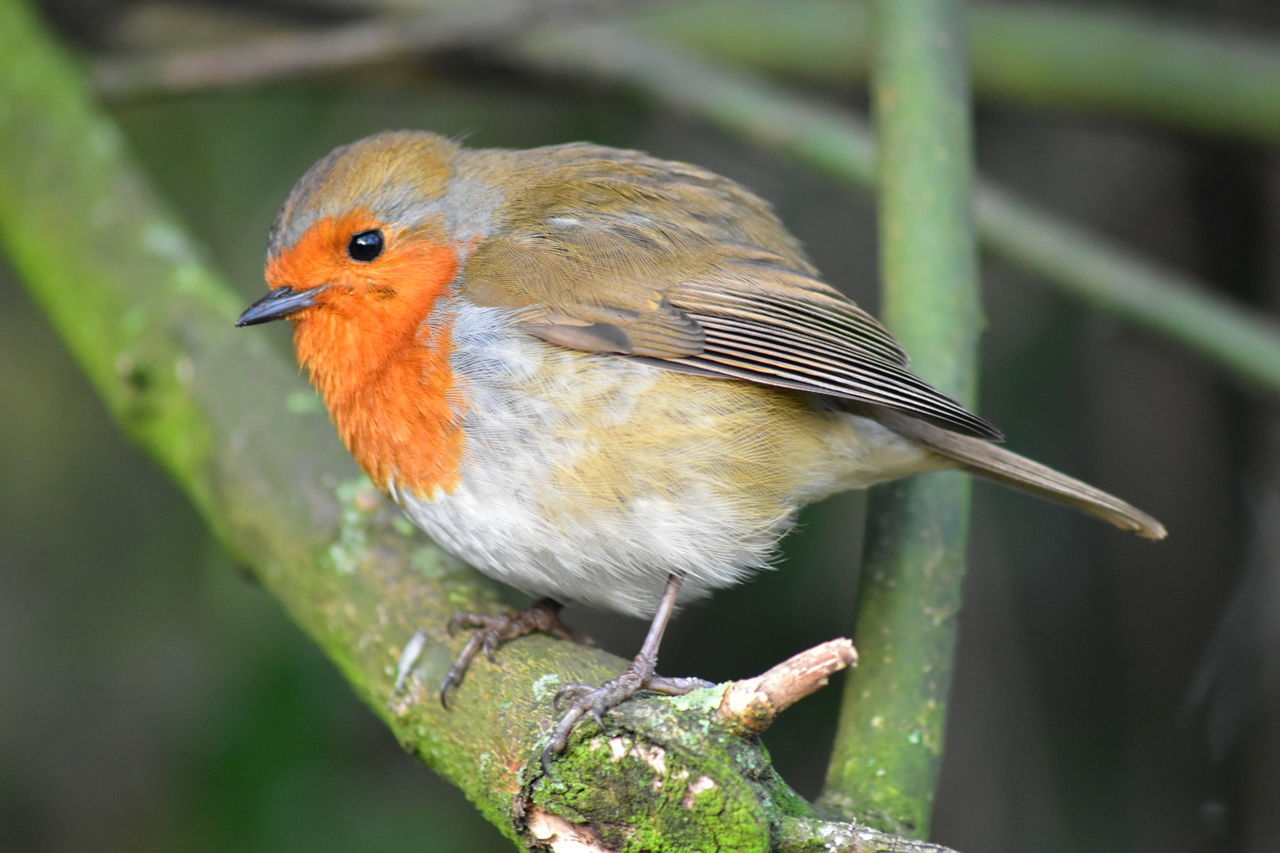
719 638 859 736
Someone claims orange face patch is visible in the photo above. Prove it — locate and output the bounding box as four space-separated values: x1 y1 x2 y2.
269 211 466 496
266 209 382 293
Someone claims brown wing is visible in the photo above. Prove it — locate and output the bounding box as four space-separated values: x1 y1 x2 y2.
458 143 1000 440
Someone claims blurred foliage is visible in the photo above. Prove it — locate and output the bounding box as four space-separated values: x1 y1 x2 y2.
2 1 1279 851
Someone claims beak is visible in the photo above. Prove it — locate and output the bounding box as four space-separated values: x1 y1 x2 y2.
236 285 327 327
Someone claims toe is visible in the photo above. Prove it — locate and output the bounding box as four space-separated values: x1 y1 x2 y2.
553 683 592 709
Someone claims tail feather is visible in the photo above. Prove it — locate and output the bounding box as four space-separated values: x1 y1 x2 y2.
877 410 1167 540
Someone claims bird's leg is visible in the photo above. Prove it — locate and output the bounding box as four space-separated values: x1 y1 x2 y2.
543 574 712 766
439 597 590 707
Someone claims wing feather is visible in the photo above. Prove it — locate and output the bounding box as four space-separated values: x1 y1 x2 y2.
680 322 997 438
675 277 909 367
458 143 1001 440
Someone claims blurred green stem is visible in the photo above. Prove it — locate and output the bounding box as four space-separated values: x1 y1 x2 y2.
98 0 1280 148
819 0 978 836
517 28 1280 394
636 0 1280 146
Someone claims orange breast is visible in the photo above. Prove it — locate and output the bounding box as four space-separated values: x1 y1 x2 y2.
326 320 464 497
274 213 466 497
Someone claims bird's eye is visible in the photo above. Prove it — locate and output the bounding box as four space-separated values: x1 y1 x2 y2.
348 229 384 262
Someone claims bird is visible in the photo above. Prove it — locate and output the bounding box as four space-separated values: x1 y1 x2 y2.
237 130 1165 757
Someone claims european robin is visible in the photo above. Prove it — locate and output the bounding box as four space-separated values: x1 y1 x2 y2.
238 131 1164 756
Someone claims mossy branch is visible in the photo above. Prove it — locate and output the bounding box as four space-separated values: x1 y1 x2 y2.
0 0 958 849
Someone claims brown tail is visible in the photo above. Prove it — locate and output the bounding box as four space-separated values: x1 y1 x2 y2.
877 410 1166 540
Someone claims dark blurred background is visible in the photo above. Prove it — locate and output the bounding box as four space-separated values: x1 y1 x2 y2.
2 0 1278 850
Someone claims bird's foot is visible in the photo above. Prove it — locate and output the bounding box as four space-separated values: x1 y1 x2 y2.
440 598 588 707
543 654 712 769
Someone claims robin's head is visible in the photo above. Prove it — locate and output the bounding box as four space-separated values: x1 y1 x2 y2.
237 132 472 491
237 131 464 332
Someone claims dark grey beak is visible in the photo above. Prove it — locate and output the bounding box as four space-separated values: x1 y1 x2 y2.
235 285 327 327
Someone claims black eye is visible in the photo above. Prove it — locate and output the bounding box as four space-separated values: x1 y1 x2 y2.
348 229 384 262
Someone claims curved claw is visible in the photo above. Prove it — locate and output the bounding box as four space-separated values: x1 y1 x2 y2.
482 631 502 664
439 629 488 708
542 703 590 772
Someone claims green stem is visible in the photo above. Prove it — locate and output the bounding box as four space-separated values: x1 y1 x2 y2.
974 183 1280 391
818 1 978 836
635 0 1280 145
514 28 1280 394
968 3 1280 146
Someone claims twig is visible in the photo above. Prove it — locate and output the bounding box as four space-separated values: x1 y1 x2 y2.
718 638 858 736
93 0 620 100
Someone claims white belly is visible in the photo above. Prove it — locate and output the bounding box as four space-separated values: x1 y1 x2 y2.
393 304 938 617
